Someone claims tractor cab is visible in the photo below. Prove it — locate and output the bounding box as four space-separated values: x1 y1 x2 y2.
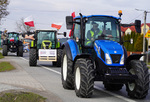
74 15 120 46
7 32 19 43
36 30 57 49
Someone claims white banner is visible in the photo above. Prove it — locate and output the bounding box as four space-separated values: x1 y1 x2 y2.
39 49 57 57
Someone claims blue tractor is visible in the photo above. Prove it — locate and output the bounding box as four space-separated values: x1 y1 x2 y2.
61 12 149 99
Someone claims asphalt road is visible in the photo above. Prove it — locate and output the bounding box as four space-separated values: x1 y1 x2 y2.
4 52 150 102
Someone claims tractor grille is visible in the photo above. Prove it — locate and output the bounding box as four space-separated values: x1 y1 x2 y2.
44 42 50 49
110 54 121 64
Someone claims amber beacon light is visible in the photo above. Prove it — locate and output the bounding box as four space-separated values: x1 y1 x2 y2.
118 10 122 17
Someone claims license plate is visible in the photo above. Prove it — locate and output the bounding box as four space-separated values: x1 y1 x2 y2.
39 49 57 56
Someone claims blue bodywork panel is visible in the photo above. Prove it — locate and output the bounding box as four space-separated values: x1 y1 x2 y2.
94 40 124 66
67 39 80 60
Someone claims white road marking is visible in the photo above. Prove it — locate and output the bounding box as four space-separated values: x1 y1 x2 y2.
20 57 61 75
94 86 136 102
20 57 136 102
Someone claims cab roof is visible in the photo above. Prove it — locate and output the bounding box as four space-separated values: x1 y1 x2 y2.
74 15 120 20
7 32 19 34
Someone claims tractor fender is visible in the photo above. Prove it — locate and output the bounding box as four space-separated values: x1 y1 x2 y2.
125 54 144 68
62 39 80 61
30 40 36 48
2 39 8 45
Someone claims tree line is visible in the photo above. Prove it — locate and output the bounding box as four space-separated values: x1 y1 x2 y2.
123 32 148 52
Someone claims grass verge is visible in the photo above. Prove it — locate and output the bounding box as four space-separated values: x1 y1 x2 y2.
0 52 4 59
0 48 2 50
0 62 16 72
0 91 46 102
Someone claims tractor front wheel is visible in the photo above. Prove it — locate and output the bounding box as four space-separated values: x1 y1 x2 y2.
126 60 149 99
18 46 23 57
61 48 74 89
29 48 37 66
74 58 95 98
2 45 8 56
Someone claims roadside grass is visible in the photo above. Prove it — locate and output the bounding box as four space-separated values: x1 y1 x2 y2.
0 52 4 59
0 91 46 102
0 48 2 50
0 62 15 72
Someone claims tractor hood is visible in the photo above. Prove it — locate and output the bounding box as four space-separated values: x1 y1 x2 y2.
94 40 124 54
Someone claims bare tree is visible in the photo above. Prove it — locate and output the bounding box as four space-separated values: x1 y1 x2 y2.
16 18 34 33
0 0 9 23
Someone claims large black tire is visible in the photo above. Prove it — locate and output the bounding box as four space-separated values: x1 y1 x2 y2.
2 45 8 56
74 58 95 98
29 48 37 66
52 49 62 67
18 46 23 57
103 82 123 91
61 47 74 89
126 60 149 99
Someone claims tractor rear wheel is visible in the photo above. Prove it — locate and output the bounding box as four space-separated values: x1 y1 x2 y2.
103 82 123 91
74 58 95 98
61 47 74 89
56 49 62 67
29 48 37 66
18 46 23 57
126 60 149 99
2 45 8 56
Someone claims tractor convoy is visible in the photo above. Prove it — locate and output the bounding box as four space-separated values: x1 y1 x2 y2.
1 11 149 99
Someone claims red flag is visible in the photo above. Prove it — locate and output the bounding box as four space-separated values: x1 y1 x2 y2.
24 16 34 27
72 12 75 18
69 12 75 37
51 23 62 29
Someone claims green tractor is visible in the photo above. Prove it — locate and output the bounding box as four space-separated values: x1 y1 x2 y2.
29 30 66 67
2 32 23 56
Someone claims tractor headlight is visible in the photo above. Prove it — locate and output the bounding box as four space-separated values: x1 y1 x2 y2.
105 53 112 64
120 54 124 65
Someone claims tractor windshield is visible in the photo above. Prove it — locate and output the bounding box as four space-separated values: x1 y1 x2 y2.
8 33 19 41
8 33 18 38
85 17 120 46
37 31 56 49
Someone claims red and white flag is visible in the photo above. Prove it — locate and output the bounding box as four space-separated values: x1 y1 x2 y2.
51 23 62 30
24 16 35 27
69 12 75 37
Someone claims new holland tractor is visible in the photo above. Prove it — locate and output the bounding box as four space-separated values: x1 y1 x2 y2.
29 30 66 67
2 32 23 56
61 12 149 99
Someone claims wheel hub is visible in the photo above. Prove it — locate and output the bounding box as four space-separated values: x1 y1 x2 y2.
75 67 81 90
128 68 136 91
63 55 67 81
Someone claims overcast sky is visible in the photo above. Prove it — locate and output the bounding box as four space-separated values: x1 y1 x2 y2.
0 0 150 36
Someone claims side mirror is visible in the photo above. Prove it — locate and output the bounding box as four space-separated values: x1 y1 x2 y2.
64 32 66 37
66 16 73 29
135 20 141 33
